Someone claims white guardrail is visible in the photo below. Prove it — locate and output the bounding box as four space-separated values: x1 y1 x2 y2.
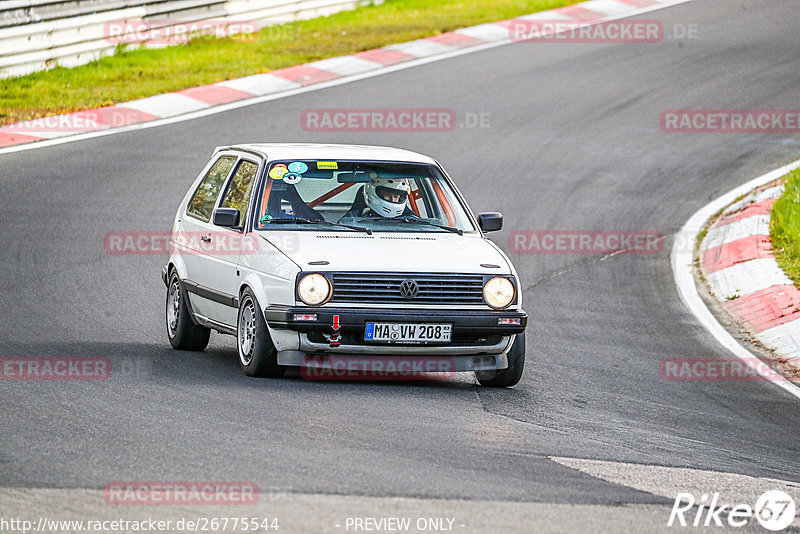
0 0 378 78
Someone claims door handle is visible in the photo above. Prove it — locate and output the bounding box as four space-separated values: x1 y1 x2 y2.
201 234 212 243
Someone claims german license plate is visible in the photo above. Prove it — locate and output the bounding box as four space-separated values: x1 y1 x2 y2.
365 322 452 344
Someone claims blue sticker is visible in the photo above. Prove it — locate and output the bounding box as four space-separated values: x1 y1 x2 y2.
282 172 302 185
287 161 308 174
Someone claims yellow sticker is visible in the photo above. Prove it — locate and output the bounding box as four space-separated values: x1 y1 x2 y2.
269 166 288 179
317 161 338 170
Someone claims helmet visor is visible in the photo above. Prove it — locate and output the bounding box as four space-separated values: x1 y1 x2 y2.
375 185 408 204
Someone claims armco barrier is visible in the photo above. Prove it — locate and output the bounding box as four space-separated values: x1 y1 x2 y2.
0 0 379 78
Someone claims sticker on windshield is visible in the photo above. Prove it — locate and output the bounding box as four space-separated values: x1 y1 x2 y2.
288 161 309 174
269 165 288 180
282 172 302 185
317 161 338 170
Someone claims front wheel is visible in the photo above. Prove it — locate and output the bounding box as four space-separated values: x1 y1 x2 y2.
475 332 525 388
166 271 210 351
237 288 286 378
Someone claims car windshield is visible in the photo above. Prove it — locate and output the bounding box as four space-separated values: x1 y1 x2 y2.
253 160 475 233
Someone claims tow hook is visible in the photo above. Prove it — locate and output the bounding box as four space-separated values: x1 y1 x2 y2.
329 334 341 348
329 314 341 347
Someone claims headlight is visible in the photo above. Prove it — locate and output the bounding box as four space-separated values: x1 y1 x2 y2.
483 277 515 309
297 273 331 306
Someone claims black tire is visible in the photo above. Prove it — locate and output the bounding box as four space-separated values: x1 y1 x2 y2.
166 270 210 351
237 288 286 378
475 332 525 388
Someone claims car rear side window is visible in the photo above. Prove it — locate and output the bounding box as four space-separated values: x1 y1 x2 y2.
187 156 237 222
219 160 259 225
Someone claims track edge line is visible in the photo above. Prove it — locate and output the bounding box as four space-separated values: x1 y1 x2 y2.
671 158 800 401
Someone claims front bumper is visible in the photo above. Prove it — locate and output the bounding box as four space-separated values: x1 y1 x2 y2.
264 306 527 337
266 306 526 368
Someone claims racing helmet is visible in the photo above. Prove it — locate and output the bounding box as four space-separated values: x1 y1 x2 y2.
364 176 411 218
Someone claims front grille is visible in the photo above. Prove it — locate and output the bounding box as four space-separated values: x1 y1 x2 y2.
330 272 485 305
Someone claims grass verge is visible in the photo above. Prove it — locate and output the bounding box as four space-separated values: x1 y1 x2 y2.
770 167 800 286
0 0 580 126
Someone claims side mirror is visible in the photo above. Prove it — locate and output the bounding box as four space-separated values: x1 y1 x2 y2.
213 207 241 228
478 212 503 232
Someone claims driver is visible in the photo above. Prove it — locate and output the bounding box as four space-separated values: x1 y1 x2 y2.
341 176 414 220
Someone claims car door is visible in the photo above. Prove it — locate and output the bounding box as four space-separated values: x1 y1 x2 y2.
178 154 238 321
200 156 262 328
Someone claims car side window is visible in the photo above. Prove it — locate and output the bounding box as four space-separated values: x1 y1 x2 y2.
219 160 259 226
187 156 237 222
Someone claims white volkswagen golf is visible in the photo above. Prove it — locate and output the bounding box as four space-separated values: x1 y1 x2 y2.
162 143 527 387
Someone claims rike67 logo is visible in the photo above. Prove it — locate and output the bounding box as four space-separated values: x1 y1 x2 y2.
669 490 796 531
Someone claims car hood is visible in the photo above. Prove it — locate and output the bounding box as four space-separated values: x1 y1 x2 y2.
257 231 510 274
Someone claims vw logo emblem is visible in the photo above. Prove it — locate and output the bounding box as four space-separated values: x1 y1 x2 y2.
399 280 420 299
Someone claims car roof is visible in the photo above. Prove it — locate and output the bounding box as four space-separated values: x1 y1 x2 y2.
214 143 438 165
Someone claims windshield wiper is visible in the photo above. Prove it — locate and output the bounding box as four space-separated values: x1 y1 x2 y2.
261 217 372 235
357 216 463 235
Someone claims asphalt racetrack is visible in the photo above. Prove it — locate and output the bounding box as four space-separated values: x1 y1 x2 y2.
1 0 799 531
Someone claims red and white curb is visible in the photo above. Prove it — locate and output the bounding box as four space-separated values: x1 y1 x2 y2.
700 182 800 376
0 0 691 151
672 158 800 401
